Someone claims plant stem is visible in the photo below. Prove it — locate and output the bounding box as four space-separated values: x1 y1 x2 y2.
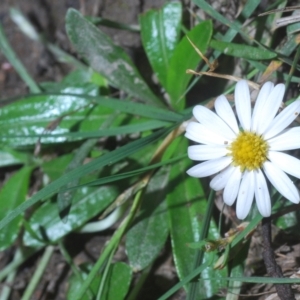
261 217 295 300
0 249 22 300
20 245 55 300
58 241 93 300
0 247 39 282
73 190 143 300
126 264 152 300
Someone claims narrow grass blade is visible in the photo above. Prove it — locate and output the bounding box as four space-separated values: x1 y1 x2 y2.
0 127 173 231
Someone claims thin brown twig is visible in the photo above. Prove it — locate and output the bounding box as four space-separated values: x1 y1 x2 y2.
261 217 295 300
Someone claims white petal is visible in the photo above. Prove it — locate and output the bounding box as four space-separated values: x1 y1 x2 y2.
263 161 299 204
210 165 235 191
185 122 231 145
264 99 300 140
235 80 251 131
256 83 285 135
186 156 232 178
193 105 236 139
251 81 274 132
214 95 239 134
254 169 271 217
188 145 228 161
236 170 255 220
268 127 300 151
268 151 300 179
223 167 242 206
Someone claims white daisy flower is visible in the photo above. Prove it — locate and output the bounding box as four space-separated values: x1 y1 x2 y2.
185 80 300 219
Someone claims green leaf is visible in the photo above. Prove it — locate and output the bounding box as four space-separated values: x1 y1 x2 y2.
0 86 118 146
55 107 119 223
57 139 99 222
0 92 182 146
226 276 300 284
158 254 213 300
23 185 118 247
199 253 227 298
103 262 132 300
4 120 171 141
63 154 186 190
67 264 99 300
140 2 182 89
0 128 171 234
126 167 169 271
67 262 132 300
42 69 108 91
275 211 300 236
227 241 249 300
193 0 260 42
91 96 183 122
210 39 277 60
166 138 220 280
63 69 107 88
166 20 212 110
0 148 31 167
87 16 140 32
0 166 32 251
227 264 244 300
66 8 163 107
279 34 300 57
287 12 300 35
42 154 74 181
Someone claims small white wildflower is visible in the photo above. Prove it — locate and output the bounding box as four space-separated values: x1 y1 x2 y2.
185 80 300 219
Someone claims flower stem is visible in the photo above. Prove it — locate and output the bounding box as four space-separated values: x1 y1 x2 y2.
261 217 295 300
20 245 55 300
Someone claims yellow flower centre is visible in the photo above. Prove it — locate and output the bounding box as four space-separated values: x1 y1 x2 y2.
228 131 269 171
